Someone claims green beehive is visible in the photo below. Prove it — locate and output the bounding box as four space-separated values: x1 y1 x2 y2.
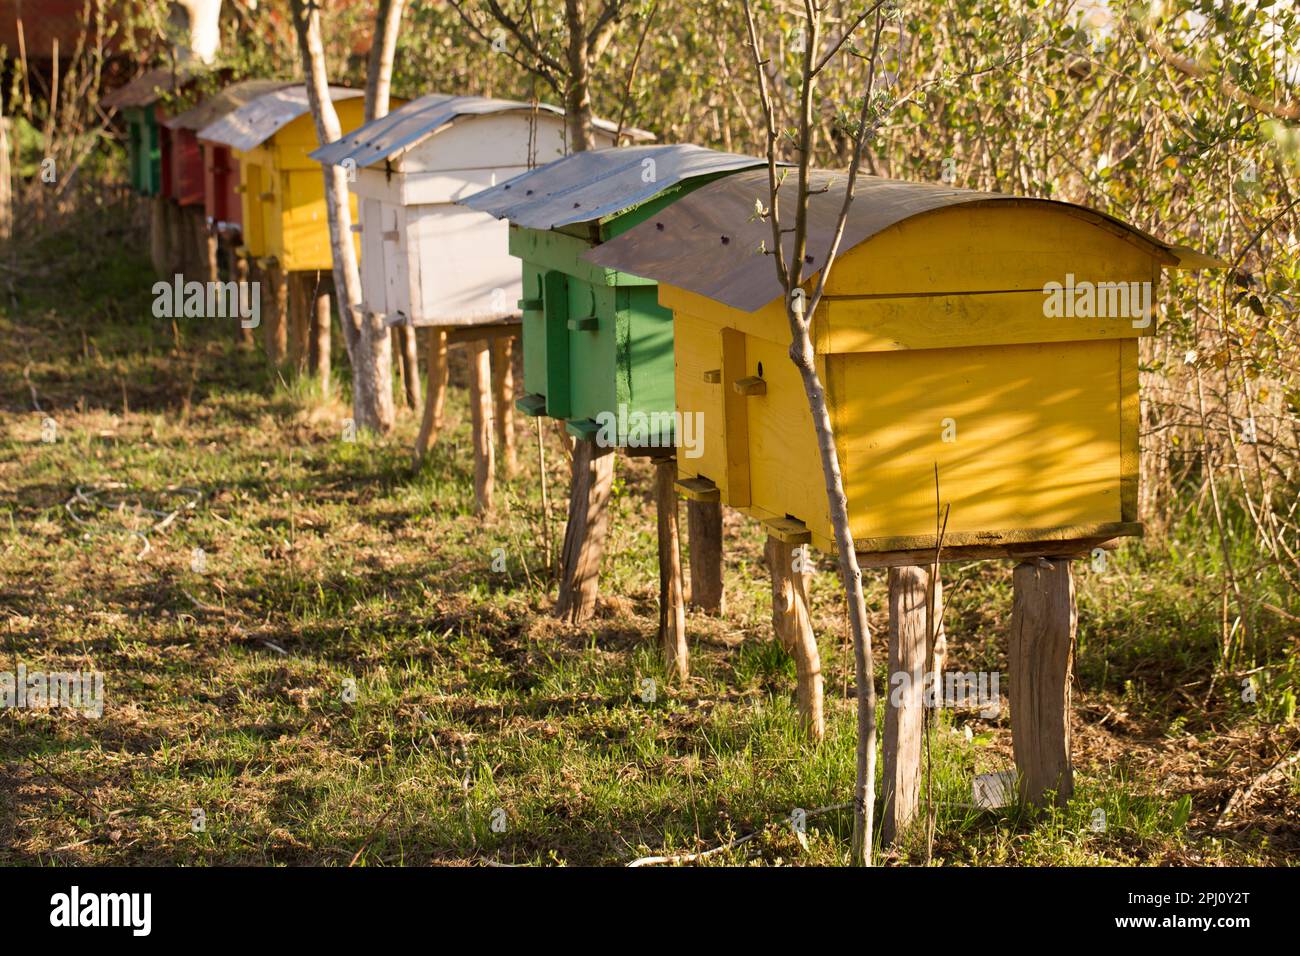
462 145 767 448
103 66 196 197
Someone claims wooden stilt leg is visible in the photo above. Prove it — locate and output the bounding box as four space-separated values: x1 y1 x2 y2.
312 287 331 398
234 252 253 348
413 327 448 463
686 498 724 614
490 337 517 478
766 535 824 741
883 565 928 844
203 219 219 284
262 259 287 366
288 272 309 375
468 339 495 515
554 439 614 623
1010 558 1076 807
655 457 688 680
400 324 422 411
149 195 168 275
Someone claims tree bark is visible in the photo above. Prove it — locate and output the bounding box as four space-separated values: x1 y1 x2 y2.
766 535 825 740
468 339 495 515
491 337 517 477
563 0 596 150
414 327 448 463
687 498 724 614
1009 558 1076 808
554 439 614 623
291 0 393 432
262 258 288 366
883 565 928 844
364 0 406 122
655 458 688 680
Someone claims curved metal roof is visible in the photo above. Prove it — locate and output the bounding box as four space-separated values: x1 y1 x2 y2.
163 80 296 132
459 144 770 231
102 65 199 111
584 169 1218 312
310 94 645 168
196 86 362 152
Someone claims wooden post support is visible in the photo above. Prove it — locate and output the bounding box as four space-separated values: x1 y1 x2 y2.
234 252 254 348
765 533 824 741
288 272 310 375
262 259 288 366
467 339 495 515
149 195 169 276
312 286 331 398
883 565 929 844
554 439 615 623
414 327 448 463
655 457 688 680
686 498 724 614
400 324 422 411
0 115 11 242
203 219 219 285
491 337 517 478
1009 558 1076 808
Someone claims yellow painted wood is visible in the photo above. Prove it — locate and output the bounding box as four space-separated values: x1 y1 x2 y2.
824 204 1165 297
232 98 376 272
720 326 752 507
1119 336 1139 522
733 375 766 396
672 313 729 497
765 516 812 544
820 288 1153 354
837 339 1125 543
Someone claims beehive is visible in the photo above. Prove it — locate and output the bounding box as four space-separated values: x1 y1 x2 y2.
311 94 623 328
588 170 1219 560
460 145 766 446
196 86 376 271
103 66 197 196
163 80 292 230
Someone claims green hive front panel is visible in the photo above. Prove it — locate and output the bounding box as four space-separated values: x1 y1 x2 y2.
125 107 162 196
512 226 675 446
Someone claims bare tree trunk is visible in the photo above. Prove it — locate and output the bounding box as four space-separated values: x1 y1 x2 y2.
291 0 393 432
364 0 406 122
563 0 595 150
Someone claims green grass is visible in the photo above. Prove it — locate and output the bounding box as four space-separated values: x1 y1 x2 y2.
0 209 1296 866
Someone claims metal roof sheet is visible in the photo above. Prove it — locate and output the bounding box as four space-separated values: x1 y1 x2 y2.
310 94 650 167
102 65 199 110
584 169 1200 312
458 144 769 230
196 85 362 152
163 80 296 131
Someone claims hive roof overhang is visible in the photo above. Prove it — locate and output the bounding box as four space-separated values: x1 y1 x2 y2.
102 65 200 111
309 94 650 169
196 86 361 152
163 80 296 132
458 144 772 231
584 169 1223 313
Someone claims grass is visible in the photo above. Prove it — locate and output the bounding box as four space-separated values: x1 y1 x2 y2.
0 207 1296 866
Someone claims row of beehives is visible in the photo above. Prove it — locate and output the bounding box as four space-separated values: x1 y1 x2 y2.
103 68 1220 821
104 68 1213 560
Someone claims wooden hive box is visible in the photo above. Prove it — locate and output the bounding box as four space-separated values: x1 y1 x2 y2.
197 86 380 271
310 94 608 329
460 145 767 447
104 66 198 197
165 80 292 228
589 170 1221 561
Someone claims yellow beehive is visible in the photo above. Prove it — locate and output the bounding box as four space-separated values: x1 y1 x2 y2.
198 86 377 272
588 170 1219 562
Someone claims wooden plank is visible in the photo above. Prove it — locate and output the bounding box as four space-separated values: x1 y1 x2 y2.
720 328 751 507
765 516 811 545
675 476 720 502
442 321 521 344
542 270 571 420
1009 558 1076 807
854 521 1142 559
765 535 823 740
655 458 688 680
883 565 928 844
491 337 517 478
554 440 615 623
820 288 1153 354
733 375 767 396
687 497 724 615
467 339 495 515
515 392 546 417
311 285 331 399
414 327 448 462
1119 336 1140 522
261 258 287 366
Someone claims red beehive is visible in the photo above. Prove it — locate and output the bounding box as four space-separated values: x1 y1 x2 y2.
166 79 292 234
